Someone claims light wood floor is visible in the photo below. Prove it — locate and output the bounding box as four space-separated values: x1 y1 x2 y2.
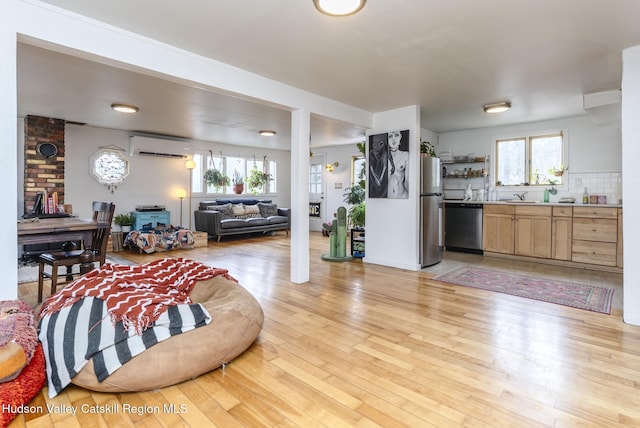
14 232 637 427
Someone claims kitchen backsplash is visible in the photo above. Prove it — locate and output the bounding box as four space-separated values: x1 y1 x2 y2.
568 172 622 204
491 172 622 204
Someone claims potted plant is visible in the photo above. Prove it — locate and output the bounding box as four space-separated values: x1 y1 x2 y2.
348 202 365 229
548 165 569 177
204 168 230 191
246 167 273 195
232 170 244 194
114 213 135 233
420 140 436 157
343 184 365 229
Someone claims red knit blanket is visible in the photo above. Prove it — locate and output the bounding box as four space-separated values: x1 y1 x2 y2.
39 258 236 334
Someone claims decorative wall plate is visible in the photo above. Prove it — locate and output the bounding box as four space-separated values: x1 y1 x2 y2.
37 142 58 158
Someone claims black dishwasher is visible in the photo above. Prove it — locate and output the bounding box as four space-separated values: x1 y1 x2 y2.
444 202 483 254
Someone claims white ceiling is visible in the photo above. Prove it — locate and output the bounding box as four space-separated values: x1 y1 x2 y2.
17 0 640 151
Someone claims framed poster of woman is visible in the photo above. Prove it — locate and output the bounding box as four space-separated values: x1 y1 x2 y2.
368 129 409 199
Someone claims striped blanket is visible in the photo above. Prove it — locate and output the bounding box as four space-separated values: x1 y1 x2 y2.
40 257 235 334
37 258 236 398
39 297 210 398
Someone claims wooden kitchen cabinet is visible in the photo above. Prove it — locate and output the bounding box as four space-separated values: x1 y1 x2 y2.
481 203 621 271
572 207 618 266
514 205 552 258
617 208 623 268
483 205 514 254
551 206 572 261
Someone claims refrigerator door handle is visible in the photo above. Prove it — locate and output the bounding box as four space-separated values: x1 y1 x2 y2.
438 205 443 247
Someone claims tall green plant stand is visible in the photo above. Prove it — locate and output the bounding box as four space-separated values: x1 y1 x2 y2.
321 206 352 262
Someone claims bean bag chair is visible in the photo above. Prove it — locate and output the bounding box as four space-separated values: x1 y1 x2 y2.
38 258 263 395
71 275 264 392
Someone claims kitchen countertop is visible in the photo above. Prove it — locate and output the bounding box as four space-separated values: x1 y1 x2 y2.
443 200 623 208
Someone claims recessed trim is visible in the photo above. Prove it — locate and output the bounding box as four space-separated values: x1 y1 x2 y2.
259 130 276 136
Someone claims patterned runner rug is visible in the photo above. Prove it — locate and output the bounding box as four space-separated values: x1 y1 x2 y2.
432 266 614 314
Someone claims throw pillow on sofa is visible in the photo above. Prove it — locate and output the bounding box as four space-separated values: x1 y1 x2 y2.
216 203 235 220
244 205 261 218
258 202 278 217
231 204 245 217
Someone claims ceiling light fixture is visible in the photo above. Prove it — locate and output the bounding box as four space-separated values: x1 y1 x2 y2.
483 102 511 114
313 0 366 17
111 103 139 114
259 130 276 136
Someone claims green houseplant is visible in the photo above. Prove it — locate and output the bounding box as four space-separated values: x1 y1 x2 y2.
246 167 272 195
348 202 365 229
420 140 436 157
343 141 367 228
204 168 230 191
343 185 365 228
114 213 135 232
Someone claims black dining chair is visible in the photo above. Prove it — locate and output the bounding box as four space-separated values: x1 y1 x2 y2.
37 201 115 303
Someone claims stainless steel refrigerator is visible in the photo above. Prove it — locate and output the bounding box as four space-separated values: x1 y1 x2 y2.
420 156 444 267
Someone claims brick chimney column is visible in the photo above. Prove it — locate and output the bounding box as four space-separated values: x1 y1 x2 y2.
23 115 65 213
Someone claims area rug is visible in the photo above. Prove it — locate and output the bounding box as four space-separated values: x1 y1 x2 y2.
432 266 614 314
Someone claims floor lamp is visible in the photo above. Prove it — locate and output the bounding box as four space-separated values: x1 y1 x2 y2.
176 189 186 227
185 159 196 230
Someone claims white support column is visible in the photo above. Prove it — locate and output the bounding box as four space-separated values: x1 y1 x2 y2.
2 20 18 300
622 45 640 325
290 109 310 283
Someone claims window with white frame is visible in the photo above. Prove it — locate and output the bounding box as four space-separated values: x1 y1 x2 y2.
309 163 323 194
495 132 564 186
191 152 277 195
190 153 204 193
268 160 277 193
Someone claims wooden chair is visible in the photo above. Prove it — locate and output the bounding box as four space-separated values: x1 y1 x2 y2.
37 202 115 303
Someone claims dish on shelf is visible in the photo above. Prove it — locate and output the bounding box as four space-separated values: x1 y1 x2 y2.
453 155 473 162
444 156 486 164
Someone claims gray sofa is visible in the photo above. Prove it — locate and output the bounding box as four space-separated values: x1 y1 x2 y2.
194 199 290 242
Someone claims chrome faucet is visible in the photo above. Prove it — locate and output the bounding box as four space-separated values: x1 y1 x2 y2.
513 192 527 201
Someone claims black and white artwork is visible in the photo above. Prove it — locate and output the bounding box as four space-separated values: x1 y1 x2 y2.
368 130 409 199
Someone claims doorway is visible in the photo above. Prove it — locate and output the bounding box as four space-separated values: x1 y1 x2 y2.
309 154 326 231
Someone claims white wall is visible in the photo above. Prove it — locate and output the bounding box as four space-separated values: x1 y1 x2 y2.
1 16 17 299
365 106 422 270
59 124 291 224
622 45 640 325
437 115 622 202
322 128 438 228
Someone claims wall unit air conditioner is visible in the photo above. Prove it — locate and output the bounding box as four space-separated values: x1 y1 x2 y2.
129 136 192 159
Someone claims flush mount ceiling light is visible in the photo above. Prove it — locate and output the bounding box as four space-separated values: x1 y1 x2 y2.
313 0 366 16
111 103 139 114
259 130 276 136
483 101 511 114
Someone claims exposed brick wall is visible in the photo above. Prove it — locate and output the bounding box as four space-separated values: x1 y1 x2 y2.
24 115 65 213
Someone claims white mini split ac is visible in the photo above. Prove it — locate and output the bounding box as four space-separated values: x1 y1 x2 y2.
129 136 191 159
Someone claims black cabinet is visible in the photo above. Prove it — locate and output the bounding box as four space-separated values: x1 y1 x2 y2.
351 228 365 258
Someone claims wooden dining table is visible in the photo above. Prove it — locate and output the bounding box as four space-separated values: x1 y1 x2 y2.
17 216 103 247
